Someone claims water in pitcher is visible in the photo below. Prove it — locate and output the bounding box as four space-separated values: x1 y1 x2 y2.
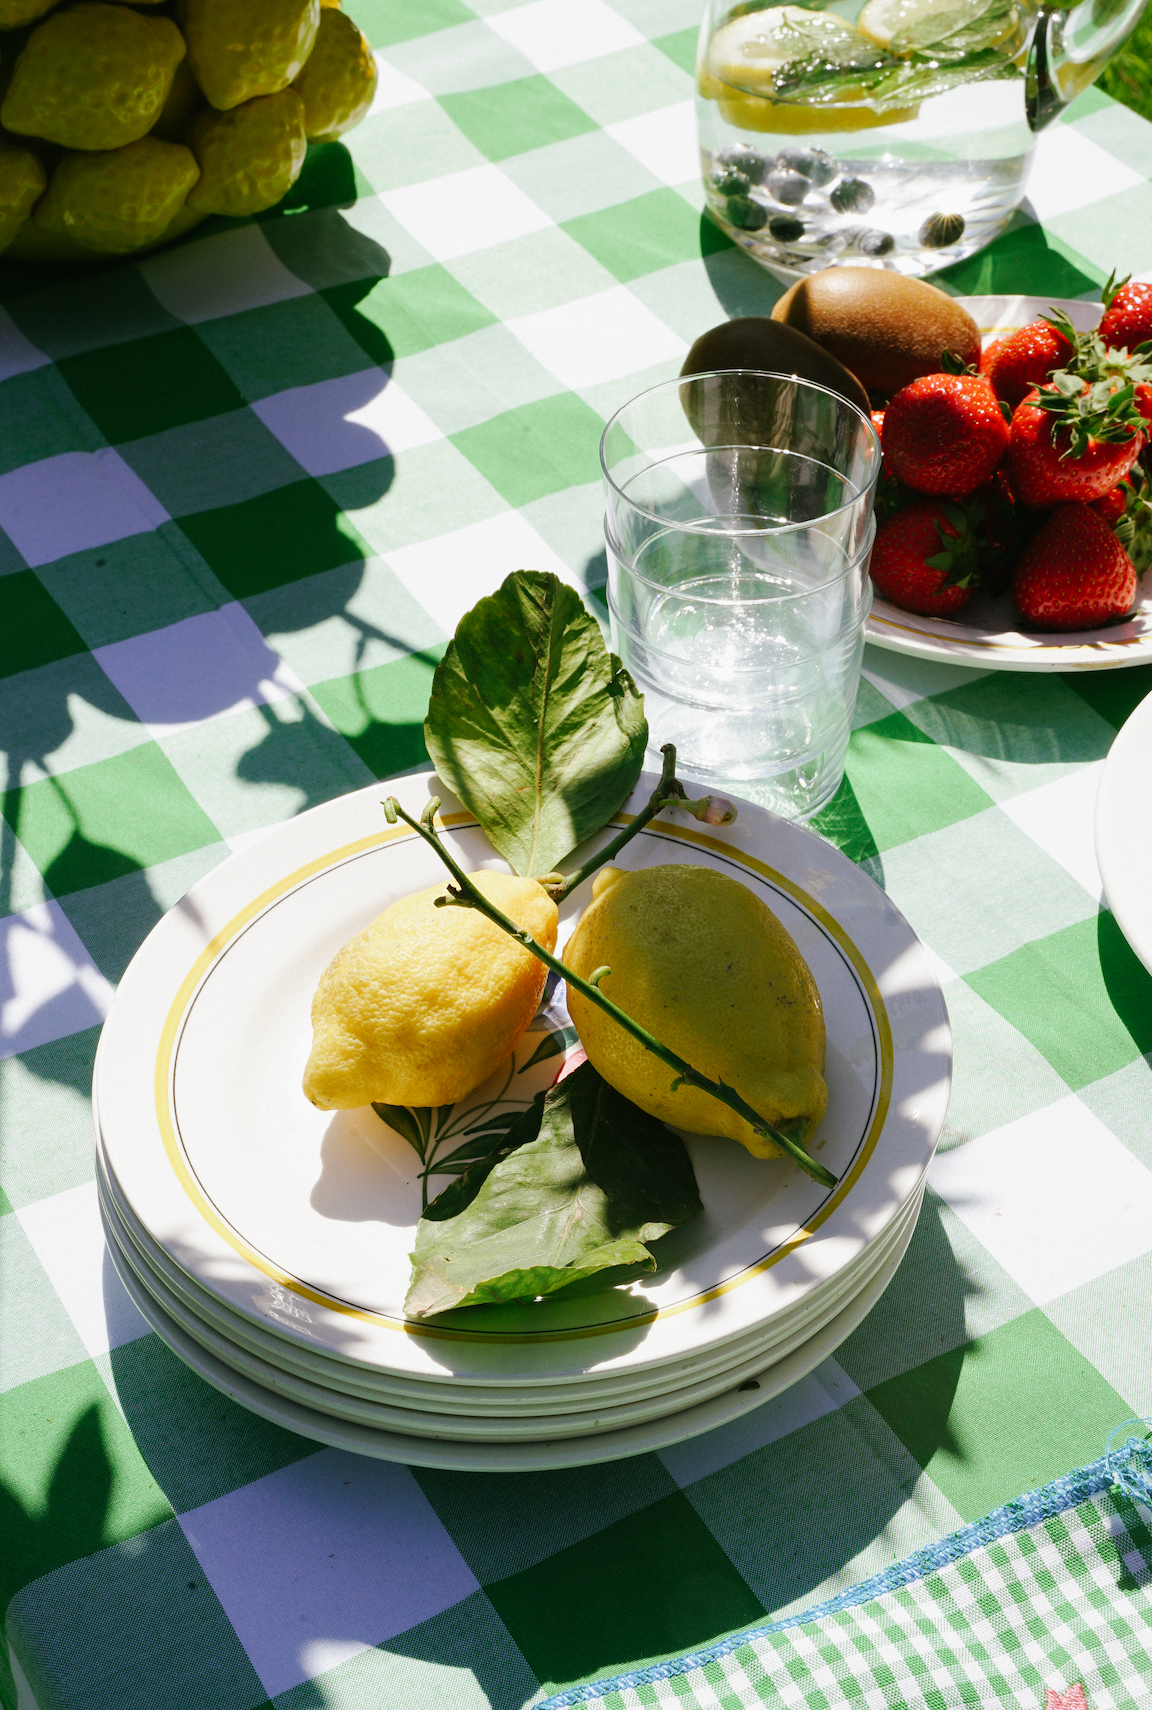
697 0 1044 277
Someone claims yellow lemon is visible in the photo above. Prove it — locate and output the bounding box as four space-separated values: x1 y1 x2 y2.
0 140 45 250
858 0 1020 51
2 3 186 151
303 871 559 1111
701 6 917 132
564 865 827 1160
292 7 376 142
181 0 320 111
34 135 199 252
187 89 306 215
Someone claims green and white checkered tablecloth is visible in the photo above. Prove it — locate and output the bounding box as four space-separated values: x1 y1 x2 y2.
3 2 1152 1705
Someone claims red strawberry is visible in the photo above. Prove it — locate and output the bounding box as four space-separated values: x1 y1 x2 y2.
882 373 1010 497
1013 503 1136 630
868 499 980 616
982 319 1074 408
1007 381 1143 508
1097 276 1152 354
1091 484 1128 524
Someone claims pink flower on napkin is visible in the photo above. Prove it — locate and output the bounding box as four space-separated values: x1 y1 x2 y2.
1045 1686 1089 1709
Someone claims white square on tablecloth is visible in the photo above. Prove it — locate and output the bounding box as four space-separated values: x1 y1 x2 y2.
368 52 431 114
0 307 49 382
1024 122 1146 224
139 226 313 326
507 284 687 388
385 509 573 635
606 101 701 188
930 1093 1152 1305
253 370 442 478
486 0 646 71
999 762 1105 902
0 900 114 1062
658 1360 861 1486
17 1182 149 1358
180 1449 479 1699
93 605 305 738
381 164 552 262
0 449 169 567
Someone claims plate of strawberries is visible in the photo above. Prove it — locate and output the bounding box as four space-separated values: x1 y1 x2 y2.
865 283 1152 671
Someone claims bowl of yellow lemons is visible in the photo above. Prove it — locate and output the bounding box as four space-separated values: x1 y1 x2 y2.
0 0 376 262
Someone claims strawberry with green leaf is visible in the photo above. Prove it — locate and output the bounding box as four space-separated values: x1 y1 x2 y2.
982 315 1075 408
1007 370 1145 508
1013 502 1136 630
1097 273 1152 354
868 498 982 617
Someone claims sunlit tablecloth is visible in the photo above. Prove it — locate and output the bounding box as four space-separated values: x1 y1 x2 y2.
3 2 1152 1705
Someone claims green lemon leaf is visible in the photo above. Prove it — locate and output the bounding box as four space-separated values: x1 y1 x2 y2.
424 570 648 878
404 1060 702 1318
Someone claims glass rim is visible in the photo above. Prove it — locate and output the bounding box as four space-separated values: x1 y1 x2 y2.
605 514 876 608
599 367 882 536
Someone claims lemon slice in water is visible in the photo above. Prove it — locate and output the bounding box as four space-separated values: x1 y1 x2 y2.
858 0 1018 51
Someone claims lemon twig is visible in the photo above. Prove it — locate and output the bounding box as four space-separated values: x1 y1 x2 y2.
541 743 683 903
380 795 838 1190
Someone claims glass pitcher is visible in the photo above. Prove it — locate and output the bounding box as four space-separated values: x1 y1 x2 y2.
697 0 1150 277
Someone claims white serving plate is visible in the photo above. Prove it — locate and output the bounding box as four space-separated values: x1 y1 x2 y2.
1096 685 1152 974
104 1186 919 1471
99 1172 921 1442
95 1111 926 1414
94 771 950 1388
865 296 1152 673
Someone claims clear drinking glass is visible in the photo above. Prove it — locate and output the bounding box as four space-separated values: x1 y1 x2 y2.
697 0 1151 278
601 370 881 822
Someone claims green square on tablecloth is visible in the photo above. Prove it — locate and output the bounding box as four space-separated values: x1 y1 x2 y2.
309 649 444 779
243 559 444 688
59 843 228 985
0 1359 172 1611
1064 660 1152 731
838 711 995 853
7 743 222 898
0 367 105 477
654 27 699 74
353 0 473 48
485 1490 764 1693
1046 181 1152 285
197 296 375 404
865 1309 1132 1522
101 1337 318 1513
551 44 693 127
451 392 605 506
563 190 710 282
0 1028 99 1210
439 76 598 161
323 264 498 365
37 526 229 651
0 571 87 679
965 912 1152 1089
900 672 1114 802
121 412 306 521
176 479 371 601
6 1519 270 1710
2 265 179 359
934 215 1103 298
55 329 247 446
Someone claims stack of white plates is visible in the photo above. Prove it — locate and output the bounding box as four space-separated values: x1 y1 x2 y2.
94 771 951 1472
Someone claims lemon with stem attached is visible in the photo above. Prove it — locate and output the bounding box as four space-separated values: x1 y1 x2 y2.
565 864 827 1160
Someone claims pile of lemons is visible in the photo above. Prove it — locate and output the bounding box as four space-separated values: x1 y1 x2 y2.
0 0 376 262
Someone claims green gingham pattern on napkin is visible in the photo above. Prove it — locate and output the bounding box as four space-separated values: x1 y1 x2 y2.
4 0 1152 1706
540 1463 1152 1710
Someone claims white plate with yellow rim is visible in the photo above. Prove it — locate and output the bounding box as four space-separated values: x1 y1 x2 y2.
864 295 1152 673
95 1114 925 1417
98 1165 923 1441
102 1183 921 1471
93 769 950 1387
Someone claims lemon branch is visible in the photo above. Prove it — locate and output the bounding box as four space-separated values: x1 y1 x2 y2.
381 795 838 1190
